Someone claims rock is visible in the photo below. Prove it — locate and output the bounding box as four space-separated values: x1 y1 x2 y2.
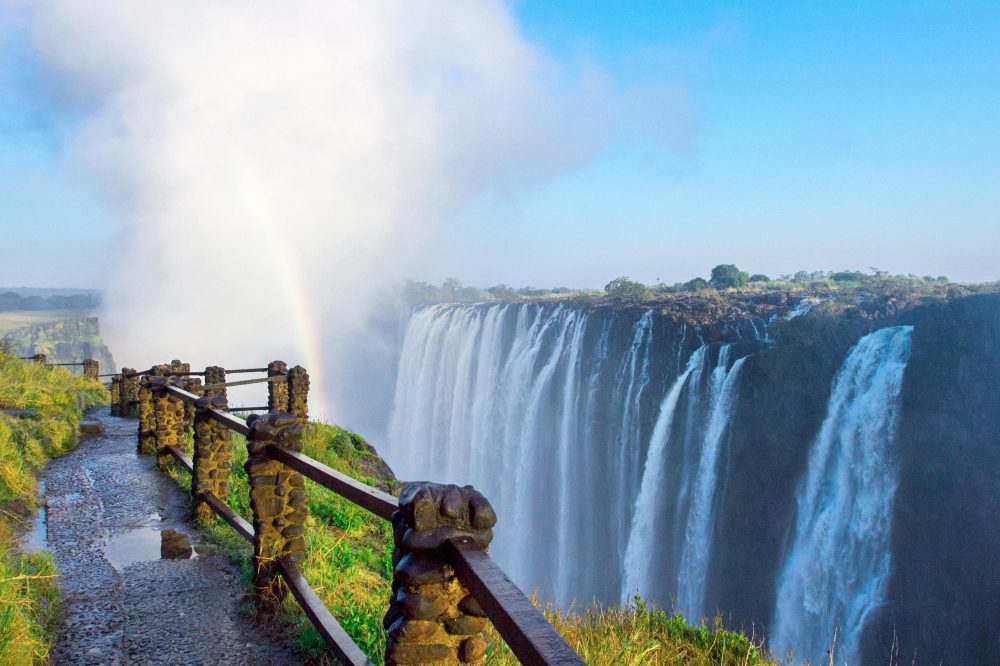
79 420 104 435
160 529 193 559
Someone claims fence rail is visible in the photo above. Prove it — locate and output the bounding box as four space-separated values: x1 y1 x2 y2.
13 354 101 380
117 359 583 666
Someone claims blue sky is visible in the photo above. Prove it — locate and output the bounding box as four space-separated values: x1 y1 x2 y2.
2 2 999 288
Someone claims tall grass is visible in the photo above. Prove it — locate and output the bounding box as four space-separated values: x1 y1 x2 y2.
171 418 773 665
0 353 108 664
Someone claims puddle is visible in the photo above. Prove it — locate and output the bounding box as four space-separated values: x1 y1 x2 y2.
19 480 47 552
106 519 198 569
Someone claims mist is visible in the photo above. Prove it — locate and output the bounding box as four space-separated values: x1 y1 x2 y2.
19 1 641 415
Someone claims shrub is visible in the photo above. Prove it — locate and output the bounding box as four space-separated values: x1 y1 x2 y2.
604 277 652 304
709 264 750 290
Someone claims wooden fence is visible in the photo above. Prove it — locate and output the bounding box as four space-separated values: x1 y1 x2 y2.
17 354 100 380
105 360 584 666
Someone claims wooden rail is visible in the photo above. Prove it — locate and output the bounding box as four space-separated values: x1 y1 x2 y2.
125 360 584 665
14 354 101 379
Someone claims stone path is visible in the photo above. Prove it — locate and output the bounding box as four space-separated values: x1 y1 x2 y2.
39 410 299 665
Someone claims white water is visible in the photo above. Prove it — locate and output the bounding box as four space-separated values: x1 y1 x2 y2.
620 345 706 604
676 353 746 619
770 325 914 664
388 304 756 609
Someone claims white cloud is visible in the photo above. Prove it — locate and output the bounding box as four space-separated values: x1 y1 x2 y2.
18 1 630 414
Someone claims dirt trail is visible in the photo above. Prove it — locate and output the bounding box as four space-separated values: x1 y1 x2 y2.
37 410 299 665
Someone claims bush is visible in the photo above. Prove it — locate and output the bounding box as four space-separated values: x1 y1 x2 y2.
604 277 652 304
749 274 770 283
683 277 710 292
709 264 750 290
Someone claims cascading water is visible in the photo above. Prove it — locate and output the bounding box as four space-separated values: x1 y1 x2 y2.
621 345 706 604
387 303 753 609
770 325 914 664
676 352 746 619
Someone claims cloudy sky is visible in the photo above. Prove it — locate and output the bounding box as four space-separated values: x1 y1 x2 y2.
2 1 999 293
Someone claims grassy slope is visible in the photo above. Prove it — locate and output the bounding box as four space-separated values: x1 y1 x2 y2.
0 354 108 664
169 420 772 665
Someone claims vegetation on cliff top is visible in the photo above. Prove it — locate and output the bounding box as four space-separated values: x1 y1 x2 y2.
168 418 770 664
395 265 985 308
0 351 107 664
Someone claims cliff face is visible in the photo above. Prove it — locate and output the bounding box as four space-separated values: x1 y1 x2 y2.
880 294 1000 664
3 317 116 373
711 294 1000 664
334 288 1000 665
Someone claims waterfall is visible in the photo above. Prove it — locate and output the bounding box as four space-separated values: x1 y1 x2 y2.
676 353 746 619
770 325 914 664
389 304 755 610
621 345 706 605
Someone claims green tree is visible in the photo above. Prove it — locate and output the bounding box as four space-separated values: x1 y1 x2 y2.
709 264 750 290
683 277 710 291
749 274 771 283
604 276 652 304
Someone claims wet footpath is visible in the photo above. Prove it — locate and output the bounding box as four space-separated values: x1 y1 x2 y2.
35 410 299 665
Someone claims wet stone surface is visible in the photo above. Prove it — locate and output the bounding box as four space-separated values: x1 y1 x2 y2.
44 410 299 665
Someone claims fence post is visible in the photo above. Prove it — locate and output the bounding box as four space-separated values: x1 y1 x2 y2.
149 369 182 469
204 366 227 400
287 365 309 425
267 360 289 412
383 483 497 666
33 354 46 365
192 393 232 525
245 411 307 611
137 366 165 455
83 359 99 380
120 368 137 417
110 377 121 416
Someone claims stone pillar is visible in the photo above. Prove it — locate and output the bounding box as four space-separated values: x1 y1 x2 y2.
287 366 309 425
150 372 182 469
245 412 307 610
192 394 233 525
120 368 137 417
32 354 46 365
83 359 99 380
178 374 202 442
267 361 289 412
137 374 158 455
110 377 121 416
204 366 227 400
383 483 497 666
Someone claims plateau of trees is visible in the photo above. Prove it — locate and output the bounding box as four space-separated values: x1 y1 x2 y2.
396 268 954 306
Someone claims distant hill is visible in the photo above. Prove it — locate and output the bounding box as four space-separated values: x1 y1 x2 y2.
0 289 101 312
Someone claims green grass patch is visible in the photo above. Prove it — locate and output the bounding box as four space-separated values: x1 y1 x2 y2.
0 352 108 664
166 416 772 665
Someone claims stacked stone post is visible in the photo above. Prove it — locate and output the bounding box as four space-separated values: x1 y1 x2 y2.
204 366 227 400
383 483 497 666
149 368 183 469
110 377 121 416
32 354 46 365
267 361 289 412
120 368 138 417
286 365 309 425
136 366 166 455
192 393 233 524
82 359 99 380
245 412 307 610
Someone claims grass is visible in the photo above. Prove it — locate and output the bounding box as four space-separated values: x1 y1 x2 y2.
485 598 768 665
163 415 774 665
0 352 108 664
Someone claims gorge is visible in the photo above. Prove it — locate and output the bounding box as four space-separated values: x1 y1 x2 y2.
333 287 1000 664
